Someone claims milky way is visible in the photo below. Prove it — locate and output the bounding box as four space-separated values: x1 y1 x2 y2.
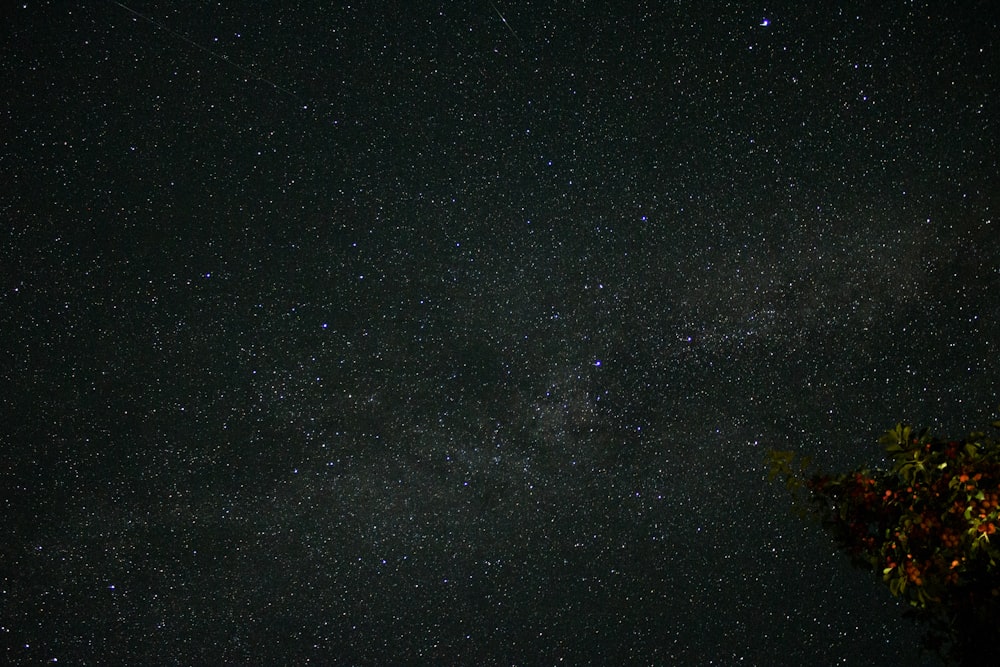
3 2 997 665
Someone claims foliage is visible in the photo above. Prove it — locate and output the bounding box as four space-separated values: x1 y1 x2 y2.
768 412 1000 665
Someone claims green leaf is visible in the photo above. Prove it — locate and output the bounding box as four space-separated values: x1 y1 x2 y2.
766 450 796 481
879 423 906 447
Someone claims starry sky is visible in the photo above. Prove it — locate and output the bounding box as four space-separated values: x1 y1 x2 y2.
3 1 999 665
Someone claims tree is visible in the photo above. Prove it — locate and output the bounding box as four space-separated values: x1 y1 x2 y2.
768 413 1000 665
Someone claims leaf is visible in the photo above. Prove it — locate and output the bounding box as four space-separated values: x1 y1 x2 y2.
879 423 906 447
766 450 796 481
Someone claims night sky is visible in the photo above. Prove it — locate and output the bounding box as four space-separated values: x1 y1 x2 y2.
3 1 999 665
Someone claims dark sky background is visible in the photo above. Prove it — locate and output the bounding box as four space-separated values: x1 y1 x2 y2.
3 1 999 665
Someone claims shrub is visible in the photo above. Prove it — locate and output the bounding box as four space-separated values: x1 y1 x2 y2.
768 413 1000 665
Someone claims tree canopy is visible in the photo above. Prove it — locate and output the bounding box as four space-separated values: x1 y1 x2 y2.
768 412 1000 665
